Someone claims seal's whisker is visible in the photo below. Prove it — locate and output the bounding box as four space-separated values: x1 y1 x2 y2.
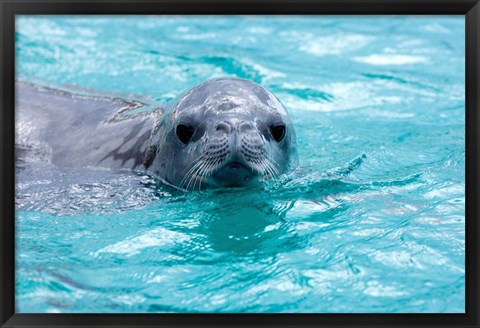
197 155 220 190
181 161 201 189
182 155 207 184
181 156 206 189
265 160 276 178
264 154 280 177
197 157 215 190
261 156 278 179
192 160 209 191
251 156 267 178
199 157 216 189
186 157 209 190
205 157 220 176
259 157 273 179
267 160 279 179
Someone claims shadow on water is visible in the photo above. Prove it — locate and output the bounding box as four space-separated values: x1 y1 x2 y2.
171 187 297 257
155 154 374 259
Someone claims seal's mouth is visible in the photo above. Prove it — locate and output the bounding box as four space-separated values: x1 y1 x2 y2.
225 161 249 170
211 161 257 187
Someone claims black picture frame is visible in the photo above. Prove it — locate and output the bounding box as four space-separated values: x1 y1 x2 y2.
1 1 479 327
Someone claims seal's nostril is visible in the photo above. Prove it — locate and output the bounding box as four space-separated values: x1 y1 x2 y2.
238 121 253 133
216 121 231 133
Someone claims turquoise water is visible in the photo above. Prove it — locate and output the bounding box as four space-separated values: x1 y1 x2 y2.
15 16 465 313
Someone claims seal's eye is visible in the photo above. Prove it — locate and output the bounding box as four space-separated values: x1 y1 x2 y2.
270 124 286 142
176 124 195 144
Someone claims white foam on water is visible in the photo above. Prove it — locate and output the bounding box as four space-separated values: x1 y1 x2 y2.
296 33 374 56
353 54 428 65
93 227 189 257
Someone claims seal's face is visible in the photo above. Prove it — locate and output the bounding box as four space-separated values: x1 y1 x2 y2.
149 78 297 190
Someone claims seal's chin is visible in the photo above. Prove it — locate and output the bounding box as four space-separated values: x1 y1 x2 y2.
211 161 257 187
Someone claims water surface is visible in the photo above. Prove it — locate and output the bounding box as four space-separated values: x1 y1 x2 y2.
15 16 465 313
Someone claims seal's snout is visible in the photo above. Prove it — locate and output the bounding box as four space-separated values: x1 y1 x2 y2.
204 118 266 187
213 118 263 160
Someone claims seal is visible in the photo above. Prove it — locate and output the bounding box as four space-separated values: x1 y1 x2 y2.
16 77 298 190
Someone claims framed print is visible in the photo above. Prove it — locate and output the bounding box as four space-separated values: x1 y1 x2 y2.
1 0 479 327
